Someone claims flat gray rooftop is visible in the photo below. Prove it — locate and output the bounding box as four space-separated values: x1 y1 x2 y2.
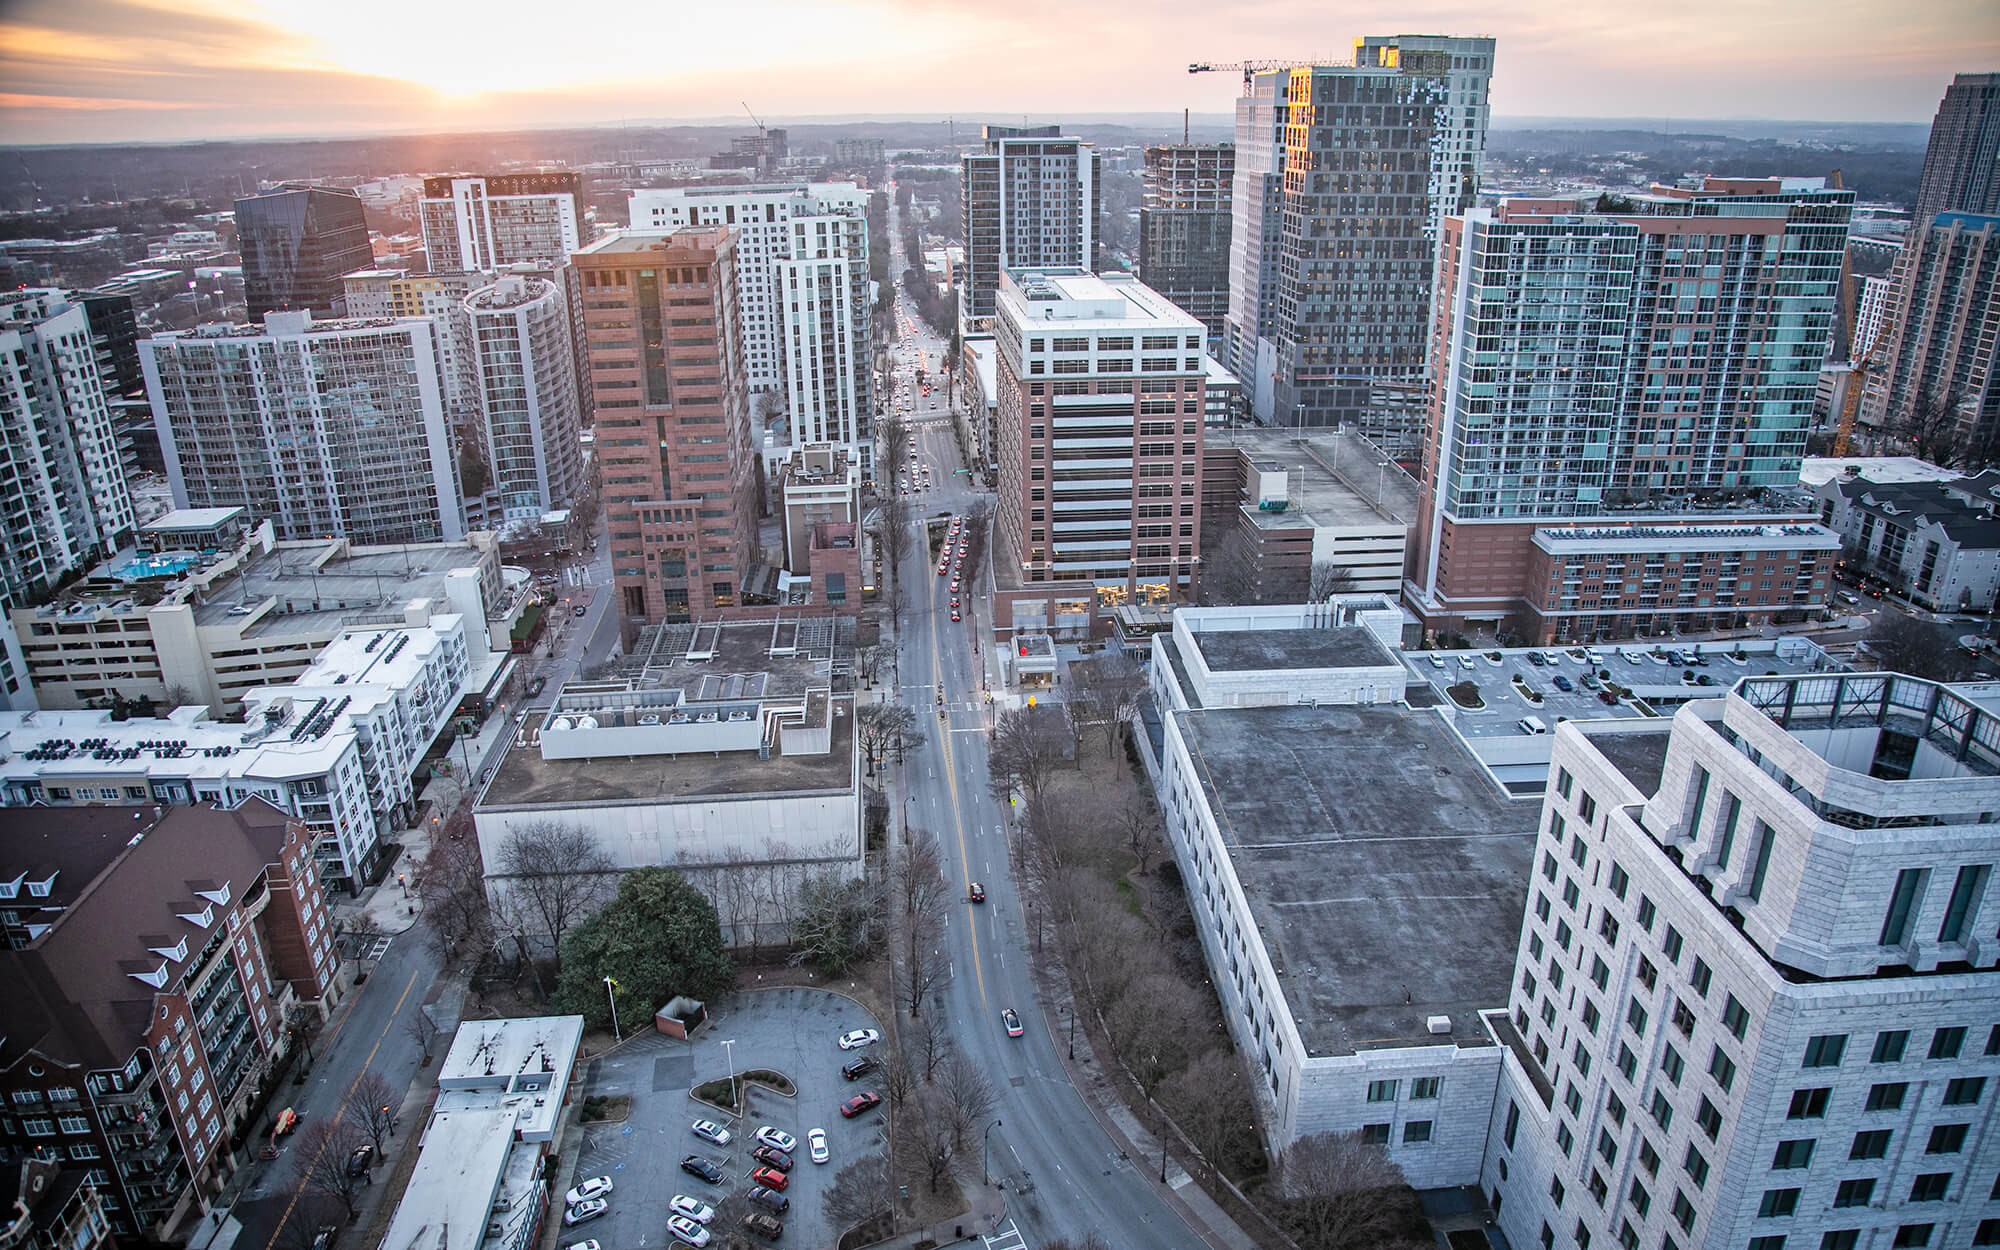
192 544 490 633
1208 426 1418 528
1588 728 1672 797
613 617 852 702
1191 626 1394 674
1176 704 1534 1056
480 701 854 808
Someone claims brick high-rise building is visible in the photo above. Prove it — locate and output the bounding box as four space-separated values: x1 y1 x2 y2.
961 127 1101 327
1860 212 2000 450
233 184 371 320
0 802 339 1240
1139 144 1234 348
1408 178 1854 643
572 229 757 623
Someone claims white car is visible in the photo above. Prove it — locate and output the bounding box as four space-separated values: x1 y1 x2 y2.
690 1118 732 1146
1458 655 1476 670
667 1215 711 1247
563 1200 607 1227
837 1028 881 1050
808 1127 829 1164
566 1242 601 1250
669 1196 715 1224
564 1177 613 1207
755 1126 797 1154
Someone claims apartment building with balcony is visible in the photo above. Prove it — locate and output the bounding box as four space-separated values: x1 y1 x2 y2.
419 174 584 272
1818 469 2000 613
0 801 337 1240
0 1159 112 1250
961 128 1101 328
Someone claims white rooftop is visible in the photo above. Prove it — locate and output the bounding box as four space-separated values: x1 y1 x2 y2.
377 1108 517 1250
997 268 1204 330
141 507 247 532
1801 456 1960 488
435 1014 583 1141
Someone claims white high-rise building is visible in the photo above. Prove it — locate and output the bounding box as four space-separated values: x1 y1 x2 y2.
960 126 1101 327
627 183 872 468
142 311 463 545
420 173 584 270
343 267 482 421
0 289 136 603
465 275 583 519
1485 678 2000 1250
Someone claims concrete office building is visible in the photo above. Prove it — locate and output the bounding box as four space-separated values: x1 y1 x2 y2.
1408 179 1854 642
0 801 339 1239
626 183 869 403
1816 468 2000 612
143 311 463 547
989 269 1208 625
234 184 371 320
775 444 861 607
475 618 863 947
419 173 584 271
1860 213 2000 449
1482 675 2000 1250
0 614 471 892
0 290 137 609
1139 144 1234 347
961 127 1101 327
11 517 518 716
1225 37 1495 425
572 230 758 623
465 275 584 520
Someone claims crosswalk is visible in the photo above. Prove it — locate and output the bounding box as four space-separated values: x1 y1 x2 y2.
982 1222 1027 1250
362 935 392 961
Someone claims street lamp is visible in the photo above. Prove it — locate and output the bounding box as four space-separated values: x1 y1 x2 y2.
720 1039 738 1115
603 976 621 1041
982 1118 1003 1185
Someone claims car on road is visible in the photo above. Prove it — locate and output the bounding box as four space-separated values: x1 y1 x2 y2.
936 563 948 576
968 882 985 903
950 578 961 591
564 1242 599 1250
1002 1008 1024 1037
679 1156 725 1185
841 1056 879 1081
808 1127 829 1164
573 604 588 618
950 597 960 608
752 1145 792 1171
565 1177 613 1207
951 609 961 621
667 1215 711 1247
755 1127 798 1154
346 1145 374 1177
563 1200 608 1226
669 1196 715 1224
750 1166 789 1191
690 1119 731 1146
840 1091 882 1118
837 1029 880 1050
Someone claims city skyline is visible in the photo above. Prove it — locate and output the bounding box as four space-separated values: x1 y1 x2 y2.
2 0 1994 145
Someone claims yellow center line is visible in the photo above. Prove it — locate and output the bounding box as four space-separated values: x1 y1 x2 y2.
927 511 987 1010
259 968 420 1250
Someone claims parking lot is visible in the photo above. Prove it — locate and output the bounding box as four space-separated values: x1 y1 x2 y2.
1405 640 1838 739
565 988 889 1249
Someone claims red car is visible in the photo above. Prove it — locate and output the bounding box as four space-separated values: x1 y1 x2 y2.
750 1166 789 1191
840 1092 882 1119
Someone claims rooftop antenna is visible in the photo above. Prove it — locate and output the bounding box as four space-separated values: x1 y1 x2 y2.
1184 108 1190 144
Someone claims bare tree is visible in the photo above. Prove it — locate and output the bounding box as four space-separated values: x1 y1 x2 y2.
1069 653 1145 758
986 705 1069 806
910 1012 956 1082
403 1006 441 1065
824 1152 893 1229
1120 801 1164 876
856 703 923 777
912 1088 958 1194
1158 1050 1261 1179
877 414 911 488
897 905 950 1018
1308 561 1358 602
940 1051 996 1149
1107 973 1196 1093
1865 613 1977 682
490 821 617 970
894 831 952 919
790 873 886 975
272 1197 341 1250
1891 387 1970 467
344 1071 398 1160
854 643 886 688
416 830 490 968
877 1050 916 1109
291 1116 372 1219
871 496 913 579
1271 1130 1417 1250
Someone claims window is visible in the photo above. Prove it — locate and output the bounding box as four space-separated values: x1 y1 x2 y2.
1893 1225 1934 1248
1597 1128 1618 1164
1502 1101 1519 1149
1683 1145 1709 1189
1749 1240 1788 1250
1636 957 1658 991
1671 1190 1697 1232
1662 1046 1685 1084
1944 1077 1985 1106
1771 1139 1816 1170
1833 1178 1875 1208
1696 1097 1723 1140
1925 1123 1967 1154
1759 1188 1800 1218
1873 1030 1909 1063
1411 1077 1441 1100
1930 1026 1966 1060
1909 1173 1951 1202
1881 868 1928 946
1671 998 1696 1037
1551 1176 1566 1206
1637 896 1656 930
1606 1090 1625 1125
1975 1220 2000 1247
1821 1235 1860 1250
1637 1137 1661 1177
1627 1001 1648 1036
1803 1034 1847 1068
1663 925 1684 962
1367 1079 1398 1102
1403 1120 1432 1144
1938 864 1990 943
1616 1043 1637 1080
1722 994 1749 1040
1361 1123 1390 1145
1589 1170 1609 1204
1866 1082 1907 1111
1650 1091 1674 1130
1557 1122 1574 1155
1851 1130 1891 1160
1787 1087 1828 1119
1689 958 1712 996
1609 863 1629 899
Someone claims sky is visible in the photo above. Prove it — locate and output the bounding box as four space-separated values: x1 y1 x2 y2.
1 0 1996 146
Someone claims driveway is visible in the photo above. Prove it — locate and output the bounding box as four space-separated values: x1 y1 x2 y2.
568 987 888 1249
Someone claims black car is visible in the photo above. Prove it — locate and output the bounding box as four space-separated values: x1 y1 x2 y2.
345 1145 374 1177
751 1145 793 1171
680 1155 725 1185
841 1056 879 1081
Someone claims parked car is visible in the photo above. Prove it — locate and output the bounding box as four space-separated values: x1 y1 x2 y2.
565 1178 613 1207
345 1145 374 1177
808 1127 829 1164
755 1127 797 1154
669 1196 715 1224
837 1029 880 1050
1551 675 1573 692
680 1156 725 1185
741 1212 785 1241
750 1166 789 1191
667 1215 711 1247
690 1119 731 1146
746 1186 790 1214
751 1145 793 1171
840 1092 883 1118
841 1056 879 1081
563 1200 607 1227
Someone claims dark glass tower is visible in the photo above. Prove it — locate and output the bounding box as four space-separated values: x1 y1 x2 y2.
234 184 371 319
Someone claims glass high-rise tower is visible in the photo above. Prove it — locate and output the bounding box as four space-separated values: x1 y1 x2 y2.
234 184 372 320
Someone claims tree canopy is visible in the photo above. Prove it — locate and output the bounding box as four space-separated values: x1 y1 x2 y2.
554 868 732 1028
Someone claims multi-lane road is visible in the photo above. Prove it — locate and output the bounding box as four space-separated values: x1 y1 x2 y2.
881 194 1209 1249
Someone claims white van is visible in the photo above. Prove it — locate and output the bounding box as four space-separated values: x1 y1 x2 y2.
1516 716 1550 735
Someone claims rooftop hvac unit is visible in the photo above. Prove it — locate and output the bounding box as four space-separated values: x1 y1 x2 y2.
1427 1015 1452 1035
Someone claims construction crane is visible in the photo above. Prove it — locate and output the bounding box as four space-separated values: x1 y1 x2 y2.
1189 58 1347 92
1834 313 1895 458
741 102 765 140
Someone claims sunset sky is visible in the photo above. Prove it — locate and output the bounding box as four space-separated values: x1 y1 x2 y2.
2 0 1995 145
